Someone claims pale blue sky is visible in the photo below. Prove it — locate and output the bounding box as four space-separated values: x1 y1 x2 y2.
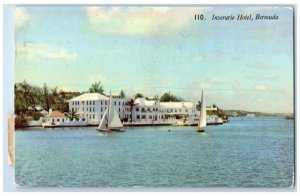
14 6 294 113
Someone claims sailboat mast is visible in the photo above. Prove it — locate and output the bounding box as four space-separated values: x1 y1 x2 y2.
198 91 202 127
108 91 113 128
197 90 206 132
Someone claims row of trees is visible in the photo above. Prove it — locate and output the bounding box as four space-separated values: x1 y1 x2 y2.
15 81 81 117
15 80 188 116
15 81 228 125
131 92 182 102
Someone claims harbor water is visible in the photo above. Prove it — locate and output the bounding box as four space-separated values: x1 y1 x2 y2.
15 116 294 188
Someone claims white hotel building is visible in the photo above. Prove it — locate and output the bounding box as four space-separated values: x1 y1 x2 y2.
131 98 198 124
68 93 198 125
67 93 130 125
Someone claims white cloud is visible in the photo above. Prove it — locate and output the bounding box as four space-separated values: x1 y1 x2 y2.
251 63 276 69
254 84 267 91
193 55 205 61
96 48 122 56
192 54 214 62
86 7 200 36
14 7 31 29
57 86 77 92
89 74 106 83
16 42 77 61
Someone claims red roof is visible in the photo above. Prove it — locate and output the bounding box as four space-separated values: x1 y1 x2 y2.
46 111 65 118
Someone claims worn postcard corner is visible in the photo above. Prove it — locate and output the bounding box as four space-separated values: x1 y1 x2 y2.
8 115 15 166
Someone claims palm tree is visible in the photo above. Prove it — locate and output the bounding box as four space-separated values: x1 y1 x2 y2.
120 89 125 98
126 99 135 122
42 83 51 111
89 82 104 94
134 93 143 99
66 109 79 121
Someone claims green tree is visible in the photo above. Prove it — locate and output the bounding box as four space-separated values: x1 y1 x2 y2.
134 93 144 99
41 83 51 111
66 109 79 121
196 101 201 111
126 99 135 122
120 89 126 98
160 92 182 102
89 82 104 94
14 81 42 114
14 83 27 114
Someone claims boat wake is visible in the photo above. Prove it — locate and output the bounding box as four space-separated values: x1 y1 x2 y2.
96 133 104 137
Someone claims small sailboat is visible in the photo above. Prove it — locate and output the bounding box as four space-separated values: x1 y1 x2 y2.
97 94 124 132
197 91 206 132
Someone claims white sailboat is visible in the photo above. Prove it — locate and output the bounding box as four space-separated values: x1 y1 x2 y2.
97 94 124 132
197 90 206 132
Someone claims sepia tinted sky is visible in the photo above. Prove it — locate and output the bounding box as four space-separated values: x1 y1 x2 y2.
14 6 294 113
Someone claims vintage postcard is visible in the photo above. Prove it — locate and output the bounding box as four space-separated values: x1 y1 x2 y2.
11 5 294 189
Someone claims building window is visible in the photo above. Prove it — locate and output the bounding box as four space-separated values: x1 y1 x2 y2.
93 101 95 105
142 115 146 119
93 114 95 119
137 115 140 119
101 107 103 112
175 109 177 112
82 101 84 105
136 108 139 112
83 108 84 112
101 101 103 105
114 102 116 106
89 114 91 119
105 101 107 105
186 109 188 112
57 119 60 122
119 102 120 106
93 107 95 112
62 119 64 122
119 108 120 112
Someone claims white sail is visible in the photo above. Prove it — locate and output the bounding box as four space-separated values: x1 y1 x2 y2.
198 90 206 131
98 108 108 129
97 93 124 131
108 108 124 128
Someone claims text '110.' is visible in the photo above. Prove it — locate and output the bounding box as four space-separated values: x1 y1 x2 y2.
195 14 205 20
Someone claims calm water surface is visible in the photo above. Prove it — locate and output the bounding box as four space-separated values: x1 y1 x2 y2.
15 117 294 188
